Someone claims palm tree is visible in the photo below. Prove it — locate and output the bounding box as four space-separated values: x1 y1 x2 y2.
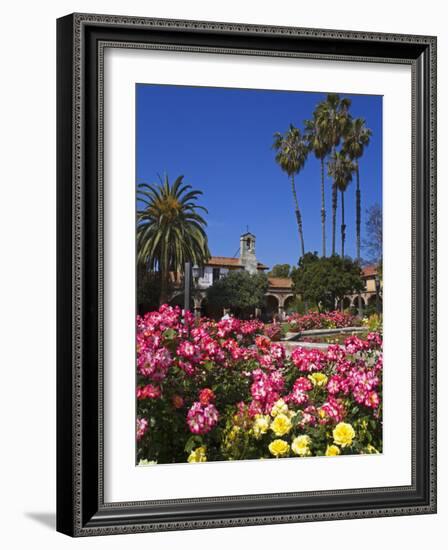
315 94 352 255
304 117 331 257
137 175 210 305
342 117 372 261
272 124 309 258
328 152 355 259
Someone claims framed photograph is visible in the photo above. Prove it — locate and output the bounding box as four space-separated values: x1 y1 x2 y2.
57 13 437 536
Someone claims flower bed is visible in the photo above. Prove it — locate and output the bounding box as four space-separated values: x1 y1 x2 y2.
285 310 361 333
300 331 369 345
136 305 382 464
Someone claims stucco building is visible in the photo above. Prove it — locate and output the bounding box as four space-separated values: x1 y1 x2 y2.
171 232 294 319
169 231 381 318
341 265 382 311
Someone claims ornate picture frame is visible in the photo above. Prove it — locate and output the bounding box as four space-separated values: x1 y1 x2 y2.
56 13 437 536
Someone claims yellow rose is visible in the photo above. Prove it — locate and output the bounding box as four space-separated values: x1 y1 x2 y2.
308 372 328 387
364 444 379 454
253 414 270 438
270 399 288 417
325 445 341 457
269 439 290 457
228 426 241 442
333 422 356 447
187 446 207 463
291 435 312 457
270 413 292 436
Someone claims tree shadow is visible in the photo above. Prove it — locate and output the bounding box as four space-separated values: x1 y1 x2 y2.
25 512 56 530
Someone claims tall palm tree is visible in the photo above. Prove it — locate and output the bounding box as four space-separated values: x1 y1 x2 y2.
272 124 309 258
342 117 372 261
137 175 210 305
315 94 352 255
304 117 331 257
328 152 355 258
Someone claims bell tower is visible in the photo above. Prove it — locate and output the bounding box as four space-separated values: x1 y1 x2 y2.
240 232 257 274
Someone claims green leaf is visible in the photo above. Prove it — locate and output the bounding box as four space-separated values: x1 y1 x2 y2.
163 328 177 341
184 435 203 453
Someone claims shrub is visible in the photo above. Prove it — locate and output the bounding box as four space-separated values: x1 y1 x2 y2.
136 305 382 464
285 310 361 333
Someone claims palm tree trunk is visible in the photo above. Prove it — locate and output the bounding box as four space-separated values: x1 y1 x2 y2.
291 174 305 257
331 147 337 255
355 162 363 317
320 157 326 257
331 182 337 256
355 163 361 261
341 190 346 259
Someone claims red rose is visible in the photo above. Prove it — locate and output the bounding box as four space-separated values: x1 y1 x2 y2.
199 388 215 406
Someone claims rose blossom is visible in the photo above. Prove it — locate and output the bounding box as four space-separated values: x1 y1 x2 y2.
199 388 216 406
136 417 149 441
288 376 313 405
136 384 161 400
186 402 219 435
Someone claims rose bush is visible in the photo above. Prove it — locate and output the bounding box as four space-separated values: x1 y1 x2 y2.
136 305 382 464
285 310 361 332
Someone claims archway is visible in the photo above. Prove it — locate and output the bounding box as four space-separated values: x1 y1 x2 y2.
367 293 383 314
352 296 365 315
264 294 279 322
337 297 352 312
283 295 296 315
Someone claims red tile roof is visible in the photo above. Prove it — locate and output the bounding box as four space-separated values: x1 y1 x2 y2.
268 277 293 289
206 256 269 270
207 256 241 267
362 265 378 277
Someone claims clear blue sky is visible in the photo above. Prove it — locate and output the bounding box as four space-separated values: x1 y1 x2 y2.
136 84 382 268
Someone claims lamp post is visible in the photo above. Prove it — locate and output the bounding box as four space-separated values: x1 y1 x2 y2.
375 274 381 315
184 262 191 313
192 264 202 318
184 262 202 317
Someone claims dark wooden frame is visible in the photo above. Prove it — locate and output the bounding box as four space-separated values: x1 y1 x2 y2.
57 13 437 537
